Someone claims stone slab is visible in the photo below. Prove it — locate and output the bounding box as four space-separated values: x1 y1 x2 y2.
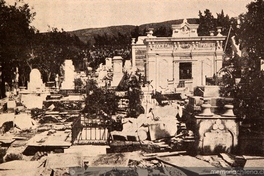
46 153 83 169
27 130 71 147
243 155 264 160
21 94 43 109
0 160 39 173
244 159 264 169
64 145 108 156
157 155 218 175
0 137 15 144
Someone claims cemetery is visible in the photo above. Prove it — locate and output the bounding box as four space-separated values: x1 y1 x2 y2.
1 0 264 175
0 21 263 175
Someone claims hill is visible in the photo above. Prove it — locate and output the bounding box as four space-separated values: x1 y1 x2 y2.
67 18 199 45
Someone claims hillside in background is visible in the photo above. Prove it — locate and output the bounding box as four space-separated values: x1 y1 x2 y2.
67 18 199 45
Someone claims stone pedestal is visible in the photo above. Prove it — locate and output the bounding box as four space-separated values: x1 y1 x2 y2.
61 60 75 90
7 100 16 112
194 106 239 154
124 60 131 72
111 56 123 87
105 57 112 70
20 93 46 109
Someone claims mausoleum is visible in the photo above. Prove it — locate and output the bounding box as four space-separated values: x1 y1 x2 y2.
132 19 226 94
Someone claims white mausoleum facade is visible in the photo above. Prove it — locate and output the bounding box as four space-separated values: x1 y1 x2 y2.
132 19 226 93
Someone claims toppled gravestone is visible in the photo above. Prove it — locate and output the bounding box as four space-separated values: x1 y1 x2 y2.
14 113 37 130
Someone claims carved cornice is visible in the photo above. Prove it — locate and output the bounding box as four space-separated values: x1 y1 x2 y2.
144 36 226 43
146 39 225 53
148 52 173 57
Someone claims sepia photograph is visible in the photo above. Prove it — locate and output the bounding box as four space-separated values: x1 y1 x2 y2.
1 0 264 175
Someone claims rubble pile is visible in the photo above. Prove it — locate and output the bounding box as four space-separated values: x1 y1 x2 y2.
0 92 85 166
108 104 195 154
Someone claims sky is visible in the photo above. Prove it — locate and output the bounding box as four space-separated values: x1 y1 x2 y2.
6 0 252 32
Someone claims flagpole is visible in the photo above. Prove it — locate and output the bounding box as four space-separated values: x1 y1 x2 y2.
224 25 232 52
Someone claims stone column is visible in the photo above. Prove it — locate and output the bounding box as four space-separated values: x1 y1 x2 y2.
131 43 136 67
192 60 201 88
113 56 123 74
155 54 159 91
146 55 155 89
173 61 180 87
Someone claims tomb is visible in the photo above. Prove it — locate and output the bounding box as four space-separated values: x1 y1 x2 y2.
111 56 124 87
124 60 132 72
27 69 45 92
61 60 75 90
131 28 156 77
183 96 239 154
132 19 226 94
20 68 47 109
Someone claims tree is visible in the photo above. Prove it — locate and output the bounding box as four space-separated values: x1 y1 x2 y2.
153 26 171 37
88 31 132 70
117 72 144 117
228 0 264 132
84 79 118 116
216 10 235 55
27 28 85 82
238 0 264 71
0 0 36 97
131 26 140 42
197 9 216 36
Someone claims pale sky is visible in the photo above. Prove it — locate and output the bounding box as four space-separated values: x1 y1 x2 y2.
6 0 252 32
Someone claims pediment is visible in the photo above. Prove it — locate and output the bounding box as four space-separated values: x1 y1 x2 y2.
172 19 199 37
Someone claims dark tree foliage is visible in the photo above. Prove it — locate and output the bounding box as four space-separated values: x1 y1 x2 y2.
84 79 118 116
232 71 264 131
142 28 148 36
197 9 237 56
216 10 235 55
94 32 131 47
197 9 216 36
86 31 132 69
27 28 86 82
153 26 171 37
128 76 144 117
87 46 131 70
0 0 86 98
238 0 264 71
222 0 264 131
117 72 144 117
0 0 36 97
131 26 140 39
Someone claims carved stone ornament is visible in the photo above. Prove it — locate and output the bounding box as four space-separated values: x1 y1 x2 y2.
212 119 225 132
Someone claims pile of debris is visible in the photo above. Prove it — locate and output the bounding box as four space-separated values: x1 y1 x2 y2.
108 104 195 153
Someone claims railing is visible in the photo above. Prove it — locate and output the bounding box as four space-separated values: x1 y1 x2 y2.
177 79 192 92
71 116 83 144
74 117 110 145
